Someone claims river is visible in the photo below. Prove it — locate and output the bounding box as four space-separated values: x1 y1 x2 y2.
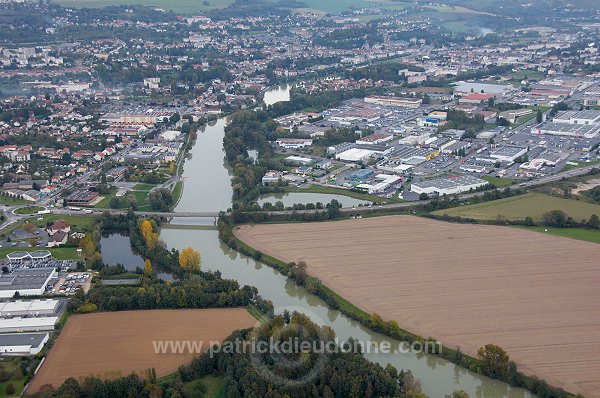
159 87 533 398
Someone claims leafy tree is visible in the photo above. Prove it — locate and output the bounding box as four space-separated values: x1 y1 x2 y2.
477 344 510 379
126 194 138 210
76 301 97 313
542 210 568 227
148 188 173 211
109 196 121 209
179 247 201 272
588 214 600 229
144 259 153 276
139 219 159 250
536 109 543 123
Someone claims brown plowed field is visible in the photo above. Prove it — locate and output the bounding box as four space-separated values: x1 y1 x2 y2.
29 308 256 392
235 216 600 397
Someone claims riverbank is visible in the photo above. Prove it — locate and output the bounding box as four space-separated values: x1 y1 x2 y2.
229 217 588 397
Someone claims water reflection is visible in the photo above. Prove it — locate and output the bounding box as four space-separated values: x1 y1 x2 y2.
100 231 144 272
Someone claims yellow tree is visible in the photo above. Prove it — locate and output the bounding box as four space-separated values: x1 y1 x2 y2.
144 259 153 276
179 247 201 272
169 161 175 175
79 234 96 258
140 219 153 241
140 219 159 250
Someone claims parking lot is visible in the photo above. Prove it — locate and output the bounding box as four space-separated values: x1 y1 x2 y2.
51 272 92 295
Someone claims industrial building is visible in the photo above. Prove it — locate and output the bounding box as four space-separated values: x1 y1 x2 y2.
363 95 422 108
336 148 375 162
0 332 49 356
274 138 313 149
532 122 600 138
0 267 57 298
0 300 60 317
356 133 394 145
489 146 528 163
410 175 488 196
552 110 600 125
64 189 99 206
5 250 52 268
0 317 59 333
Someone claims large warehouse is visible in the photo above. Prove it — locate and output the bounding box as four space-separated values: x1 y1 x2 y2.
0 316 59 333
0 300 60 317
0 333 49 356
411 175 488 196
0 268 57 298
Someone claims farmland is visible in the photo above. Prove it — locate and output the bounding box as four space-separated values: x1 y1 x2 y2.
432 192 600 221
28 308 256 392
235 216 600 397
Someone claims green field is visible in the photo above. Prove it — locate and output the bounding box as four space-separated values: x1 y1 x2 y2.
0 246 80 260
0 195 29 206
171 181 183 208
288 184 402 204
0 358 27 398
54 0 235 14
563 159 600 172
481 176 516 188
433 193 600 221
94 189 118 209
517 226 600 244
14 205 45 215
133 183 156 191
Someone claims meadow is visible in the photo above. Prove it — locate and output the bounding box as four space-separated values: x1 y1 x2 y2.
432 192 600 221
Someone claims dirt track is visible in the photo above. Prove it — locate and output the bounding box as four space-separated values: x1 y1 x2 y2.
235 216 600 397
29 308 256 392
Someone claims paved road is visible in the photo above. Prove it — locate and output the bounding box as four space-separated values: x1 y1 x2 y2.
2 164 598 224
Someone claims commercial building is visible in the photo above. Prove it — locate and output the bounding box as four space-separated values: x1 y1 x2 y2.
64 189 99 206
532 122 600 138
356 174 402 194
261 171 283 185
410 175 488 196
336 148 375 162
327 142 354 156
0 267 57 298
363 96 422 108
274 138 313 149
489 146 528 163
283 156 314 166
348 169 374 180
356 133 394 145
459 92 496 104
0 317 59 333
552 110 600 125
6 250 52 267
0 299 59 317
0 332 49 355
